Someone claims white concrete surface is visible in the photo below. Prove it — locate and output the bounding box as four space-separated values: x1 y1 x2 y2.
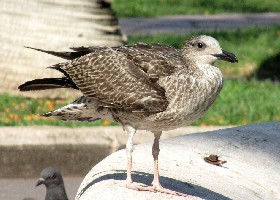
76 122 280 200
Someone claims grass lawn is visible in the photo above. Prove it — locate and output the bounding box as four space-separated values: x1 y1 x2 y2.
127 26 280 78
0 79 279 127
112 0 280 17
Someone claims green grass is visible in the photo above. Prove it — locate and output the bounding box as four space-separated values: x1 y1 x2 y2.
112 0 280 17
0 79 279 126
127 26 280 78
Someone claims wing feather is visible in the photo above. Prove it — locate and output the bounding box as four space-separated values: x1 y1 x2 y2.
61 48 169 112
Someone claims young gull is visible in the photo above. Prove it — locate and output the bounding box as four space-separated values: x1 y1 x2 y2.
19 35 238 197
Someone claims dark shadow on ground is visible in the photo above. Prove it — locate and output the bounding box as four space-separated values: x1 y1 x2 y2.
77 170 230 200
254 53 280 81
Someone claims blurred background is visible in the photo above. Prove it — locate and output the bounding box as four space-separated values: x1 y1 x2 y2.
0 0 279 199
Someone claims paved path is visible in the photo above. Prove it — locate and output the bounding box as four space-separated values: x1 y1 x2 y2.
0 177 83 200
119 12 280 36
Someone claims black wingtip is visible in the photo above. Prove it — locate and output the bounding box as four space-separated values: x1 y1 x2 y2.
24 46 91 60
24 46 39 50
18 78 79 91
24 46 49 54
18 81 33 91
18 80 53 91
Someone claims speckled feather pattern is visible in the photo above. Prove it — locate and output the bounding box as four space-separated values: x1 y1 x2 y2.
24 36 235 132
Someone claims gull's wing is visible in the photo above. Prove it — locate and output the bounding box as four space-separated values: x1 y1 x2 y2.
53 47 176 112
22 43 184 113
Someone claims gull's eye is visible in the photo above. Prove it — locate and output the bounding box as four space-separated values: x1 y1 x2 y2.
197 42 204 48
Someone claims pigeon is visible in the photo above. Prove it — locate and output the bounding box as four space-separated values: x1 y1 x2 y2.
19 35 237 196
36 167 68 200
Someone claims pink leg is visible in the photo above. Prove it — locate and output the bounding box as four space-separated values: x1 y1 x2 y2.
125 125 135 184
151 131 190 197
151 131 162 187
124 125 155 192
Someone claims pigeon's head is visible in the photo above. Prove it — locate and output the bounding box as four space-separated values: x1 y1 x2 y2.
183 35 238 66
36 167 64 189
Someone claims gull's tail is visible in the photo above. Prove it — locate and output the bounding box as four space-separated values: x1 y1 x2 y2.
41 96 104 122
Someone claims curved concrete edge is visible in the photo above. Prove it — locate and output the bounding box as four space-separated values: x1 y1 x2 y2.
75 122 280 200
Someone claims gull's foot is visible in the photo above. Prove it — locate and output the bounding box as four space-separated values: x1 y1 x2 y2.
126 182 156 192
126 181 192 197
152 181 190 197
153 185 189 197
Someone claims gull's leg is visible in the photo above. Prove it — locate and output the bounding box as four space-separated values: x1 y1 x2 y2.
151 131 189 197
124 124 135 185
124 125 155 192
151 131 162 187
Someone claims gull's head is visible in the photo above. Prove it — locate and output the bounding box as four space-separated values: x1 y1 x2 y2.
182 35 238 66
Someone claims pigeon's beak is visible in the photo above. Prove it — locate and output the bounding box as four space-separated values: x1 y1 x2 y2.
36 178 45 187
213 49 238 63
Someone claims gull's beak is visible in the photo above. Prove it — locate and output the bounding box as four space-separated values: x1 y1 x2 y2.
213 49 238 63
36 178 45 187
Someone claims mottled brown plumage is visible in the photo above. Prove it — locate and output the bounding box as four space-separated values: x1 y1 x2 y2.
19 35 238 196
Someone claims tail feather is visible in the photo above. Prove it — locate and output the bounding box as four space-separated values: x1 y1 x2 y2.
18 78 78 91
40 96 104 122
